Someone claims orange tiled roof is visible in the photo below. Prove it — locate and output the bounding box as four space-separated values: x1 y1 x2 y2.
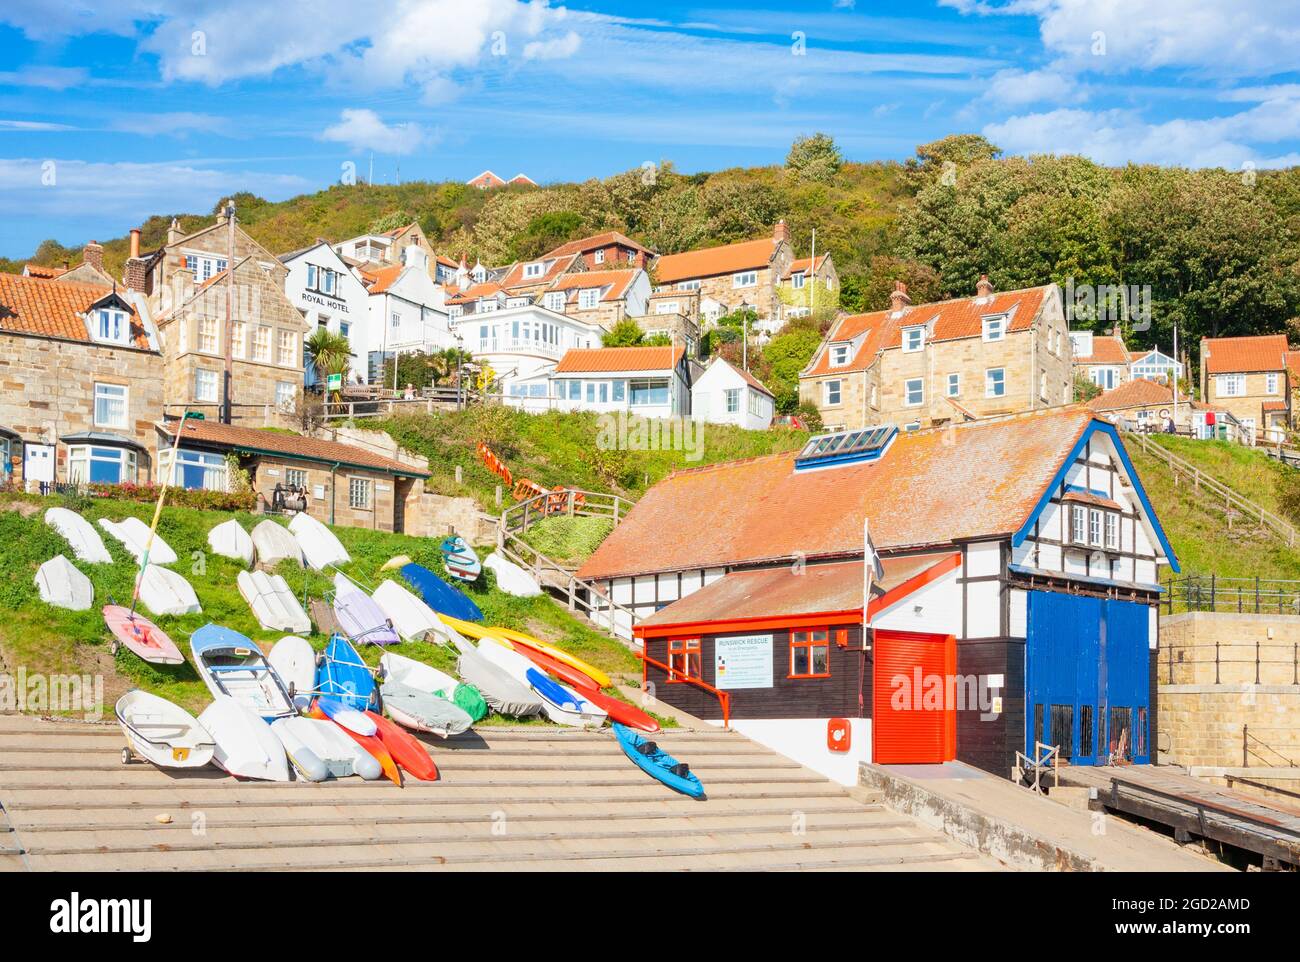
1262 400 1288 412
804 285 1051 378
158 418 427 476
22 263 68 279
1074 333 1130 365
783 254 829 279
445 281 507 305
365 264 404 295
654 237 777 284
709 357 774 398
577 407 1095 580
498 253 582 291
1086 378 1180 410
0 272 151 350
550 269 638 303
1202 334 1289 374
554 345 684 374
544 230 652 259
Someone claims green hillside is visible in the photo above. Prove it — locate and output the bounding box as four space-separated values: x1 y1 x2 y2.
1126 434 1300 582
0 492 657 723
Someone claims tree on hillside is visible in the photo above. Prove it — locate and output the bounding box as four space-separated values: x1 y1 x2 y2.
213 192 270 218
761 322 825 413
602 319 646 347
903 134 1002 189
850 255 944 311
369 209 414 234
786 133 843 184
513 210 584 260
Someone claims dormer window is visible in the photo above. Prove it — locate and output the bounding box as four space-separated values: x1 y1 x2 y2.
95 308 130 345
544 291 566 312
830 344 850 367
902 326 925 353
578 289 601 310
983 315 1006 342
523 262 545 279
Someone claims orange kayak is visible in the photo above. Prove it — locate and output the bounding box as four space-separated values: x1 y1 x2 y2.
364 710 439 782
307 703 401 785
513 645 659 733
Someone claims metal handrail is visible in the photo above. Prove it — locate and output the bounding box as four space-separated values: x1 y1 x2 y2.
638 650 731 727
1164 573 1300 616
501 487 634 535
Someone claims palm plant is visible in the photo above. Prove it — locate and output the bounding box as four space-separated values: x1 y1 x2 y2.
304 326 352 405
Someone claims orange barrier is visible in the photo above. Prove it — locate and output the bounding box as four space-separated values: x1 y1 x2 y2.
479 441 585 513
638 650 730 727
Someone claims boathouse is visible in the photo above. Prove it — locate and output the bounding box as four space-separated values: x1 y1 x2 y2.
577 408 1177 784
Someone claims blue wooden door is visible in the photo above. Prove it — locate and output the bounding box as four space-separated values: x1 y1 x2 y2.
1026 591 1150 766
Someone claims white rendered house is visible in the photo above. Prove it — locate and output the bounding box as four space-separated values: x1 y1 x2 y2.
280 241 370 386
691 356 775 429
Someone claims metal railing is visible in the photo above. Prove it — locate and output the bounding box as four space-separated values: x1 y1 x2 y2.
1242 725 1299 768
321 387 464 420
1125 430 1298 545
638 650 731 727
500 487 635 537
1163 574 1300 616
1162 638 1300 686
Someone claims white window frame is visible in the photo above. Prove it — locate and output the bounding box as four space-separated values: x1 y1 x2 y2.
946 373 960 398
195 369 218 403
253 326 271 362
523 262 544 279
1071 505 1087 544
904 377 924 407
593 250 605 264
198 316 218 354
544 291 566 312
67 444 137 486
823 379 842 406
1267 372 1280 395
277 329 294 367
791 272 805 289
1104 511 1119 550
902 326 925 353
724 388 740 413
1217 374 1245 398
95 308 130 345
231 320 246 359
275 381 296 412
348 476 372 510
986 367 1006 398
93 382 127 429
982 316 1006 342
732 270 757 289
577 289 600 310
1089 508 1103 547
830 344 850 367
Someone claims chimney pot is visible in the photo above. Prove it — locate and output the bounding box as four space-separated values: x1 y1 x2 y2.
773 220 791 245
129 228 141 260
976 274 993 297
889 280 911 312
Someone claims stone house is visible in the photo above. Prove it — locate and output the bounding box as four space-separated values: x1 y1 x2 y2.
495 252 585 302
651 222 795 324
542 230 655 269
779 252 838 319
155 416 432 535
0 265 163 488
799 278 1072 432
541 268 650 328
1199 334 1290 444
1085 378 1203 433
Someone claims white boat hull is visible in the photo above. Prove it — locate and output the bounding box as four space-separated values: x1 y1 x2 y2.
99 516 178 565
35 554 94 611
238 570 310 633
44 508 111 564
198 696 290 781
267 636 317 704
271 716 381 781
251 520 303 568
208 519 255 566
137 564 201 616
484 552 543 597
289 512 350 570
116 690 215 769
372 579 448 642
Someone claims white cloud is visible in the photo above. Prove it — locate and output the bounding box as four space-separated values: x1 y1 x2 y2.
0 66 89 89
110 112 230 137
320 109 430 156
983 97 1300 169
0 119 76 131
523 31 581 61
942 0 1300 78
983 67 1080 106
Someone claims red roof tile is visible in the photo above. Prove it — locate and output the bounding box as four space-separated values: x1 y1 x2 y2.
550 269 639 303
654 237 777 284
22 263 68 279
1074 333 1130 365
783 254 828 279
445 281 506 305
366 264 404 295
0 272 151 350
158 418 427 476
804 286 1051 378
577 407 1095 580
497 253 581 292
544 231 653 259
554 345 684 374
1202 335 1289 374
1086 378 1183 410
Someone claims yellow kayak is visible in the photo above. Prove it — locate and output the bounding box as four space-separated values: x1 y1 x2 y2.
436 614 611 689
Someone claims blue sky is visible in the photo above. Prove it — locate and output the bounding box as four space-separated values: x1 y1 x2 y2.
1 0 1297 257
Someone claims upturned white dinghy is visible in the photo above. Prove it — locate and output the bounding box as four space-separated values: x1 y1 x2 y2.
484 552 543 597
35 554 94 611
371 578 448 642
267 635 317 705
137 564 201 616
116 690 215 769
452 637 544 717
44 507 111 564
98 516 178 565
289 512 350 570
271 715 382 781
477 637 606 728
251 519 302 568
208 518 255 566
237 569 311 634
199 695 290 781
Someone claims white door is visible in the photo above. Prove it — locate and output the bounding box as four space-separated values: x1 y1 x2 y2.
24 443 54 484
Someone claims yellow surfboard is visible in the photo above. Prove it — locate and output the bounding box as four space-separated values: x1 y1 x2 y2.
437 614 611 689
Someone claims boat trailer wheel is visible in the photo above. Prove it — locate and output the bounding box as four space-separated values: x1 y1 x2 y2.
121 748 132 765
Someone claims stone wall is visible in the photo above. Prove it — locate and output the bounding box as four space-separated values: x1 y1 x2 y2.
0 333 164 482
1158 611 1300 768
249 455 402 532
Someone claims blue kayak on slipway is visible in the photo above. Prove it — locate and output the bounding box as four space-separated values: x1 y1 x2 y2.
613 723 705 799
316 633 379 713
400 563 483 623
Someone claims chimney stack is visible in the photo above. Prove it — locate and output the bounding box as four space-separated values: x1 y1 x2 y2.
773 220 791 245
889 280 911 313
976 274 993 298
124 228 147 293
167 217 182 246
83 241 104 273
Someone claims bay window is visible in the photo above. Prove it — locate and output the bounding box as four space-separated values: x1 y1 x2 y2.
67 445 137 485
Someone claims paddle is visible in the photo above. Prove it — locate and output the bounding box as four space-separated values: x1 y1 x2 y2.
126 411 191 622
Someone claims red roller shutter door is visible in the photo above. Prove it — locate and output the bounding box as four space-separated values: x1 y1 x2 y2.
872 629 956 764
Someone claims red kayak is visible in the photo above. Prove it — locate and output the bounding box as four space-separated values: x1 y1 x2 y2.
513 645 659 733
103 605 184 665
307 703 402 785
364 710 439 781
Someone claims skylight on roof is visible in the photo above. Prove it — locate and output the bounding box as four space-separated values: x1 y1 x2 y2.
795 425 897 472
